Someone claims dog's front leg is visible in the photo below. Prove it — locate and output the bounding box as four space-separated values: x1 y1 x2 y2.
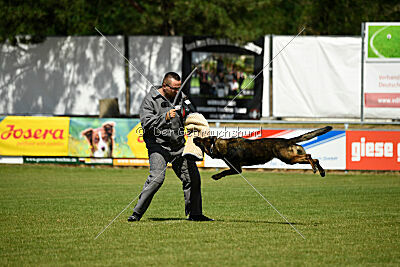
212 168 242 180
212 159 242 180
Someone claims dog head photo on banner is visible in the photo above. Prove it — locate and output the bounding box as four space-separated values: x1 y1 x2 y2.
81 122 115 158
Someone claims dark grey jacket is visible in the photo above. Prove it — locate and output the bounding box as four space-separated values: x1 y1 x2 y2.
139 86 187 156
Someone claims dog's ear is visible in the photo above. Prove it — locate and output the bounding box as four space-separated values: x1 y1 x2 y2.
81 129 94 146
103 122 115 136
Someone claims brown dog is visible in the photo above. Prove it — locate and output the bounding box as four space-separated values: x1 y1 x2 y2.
81 122 115 158
193 126 332 180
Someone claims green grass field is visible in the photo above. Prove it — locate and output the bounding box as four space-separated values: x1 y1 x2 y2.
1 165 399 265
368 25 400 58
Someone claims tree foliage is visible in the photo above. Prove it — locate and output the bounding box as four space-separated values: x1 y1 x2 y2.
1 0 399 44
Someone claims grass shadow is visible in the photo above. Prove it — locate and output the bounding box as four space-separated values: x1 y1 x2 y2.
147 218 318 226
147 217 186 222
218 219 313 226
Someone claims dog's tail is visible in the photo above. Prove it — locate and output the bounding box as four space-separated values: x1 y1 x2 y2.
289 126 332 144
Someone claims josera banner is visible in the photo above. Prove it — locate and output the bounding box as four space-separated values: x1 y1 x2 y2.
346 130 400 170
68 118 147 158
0 116 69 156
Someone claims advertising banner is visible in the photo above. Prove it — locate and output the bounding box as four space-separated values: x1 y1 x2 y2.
114 158 151 166
80 158 113 165
24 157 79 164
0 116 69 156
0 156 23 164
68 118 147 158
365 23 400 62
346 130 400 170
203 127 346 170
113 158 205 167
2 116 399 171
363 22 400 119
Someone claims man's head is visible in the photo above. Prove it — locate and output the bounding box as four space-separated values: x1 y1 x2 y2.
161 72 181 101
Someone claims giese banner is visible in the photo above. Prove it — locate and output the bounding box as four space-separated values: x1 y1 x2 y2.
0 116 70 156
346 130 400 170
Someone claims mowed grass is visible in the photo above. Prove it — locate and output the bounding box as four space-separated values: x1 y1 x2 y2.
0 165 399 266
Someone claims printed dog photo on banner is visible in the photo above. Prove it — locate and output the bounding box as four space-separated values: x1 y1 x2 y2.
68 118 142 158
81 122 115 157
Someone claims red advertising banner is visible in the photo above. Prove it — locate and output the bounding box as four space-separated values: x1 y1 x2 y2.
365 93 400 108
346 131 400 170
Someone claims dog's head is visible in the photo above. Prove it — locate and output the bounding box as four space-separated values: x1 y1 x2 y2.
193 136 220 158
81 122 115 157
275 143 307 164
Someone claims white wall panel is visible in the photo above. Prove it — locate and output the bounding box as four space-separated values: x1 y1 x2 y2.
128 36 183 115
272 36 361 118
0 36 126 115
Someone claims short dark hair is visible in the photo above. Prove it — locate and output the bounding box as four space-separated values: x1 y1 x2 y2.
163 72 181 84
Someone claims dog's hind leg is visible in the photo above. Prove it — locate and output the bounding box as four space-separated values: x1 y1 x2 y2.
305 156 325 177
289 154 326 177
314 159 325 177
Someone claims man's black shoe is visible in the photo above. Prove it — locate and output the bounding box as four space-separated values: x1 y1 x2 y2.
188 214 214 221
127 213 141 222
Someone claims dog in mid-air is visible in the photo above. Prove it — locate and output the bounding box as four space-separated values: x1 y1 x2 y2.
194 126 332 180
81 122 115 157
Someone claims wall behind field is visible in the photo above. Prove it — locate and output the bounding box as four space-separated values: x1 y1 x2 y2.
128 36 183 115
1 35 395 120
0 37 126 115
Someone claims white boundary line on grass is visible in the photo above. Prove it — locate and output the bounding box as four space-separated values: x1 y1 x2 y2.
223 157 306 240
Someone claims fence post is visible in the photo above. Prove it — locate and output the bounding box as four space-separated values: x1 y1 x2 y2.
124 35 130 116
360 22 365 122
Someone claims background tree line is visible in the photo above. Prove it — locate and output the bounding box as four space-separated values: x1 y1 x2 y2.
1 0 399 44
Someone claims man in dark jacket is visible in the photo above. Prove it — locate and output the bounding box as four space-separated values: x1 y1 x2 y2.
128 72 213 222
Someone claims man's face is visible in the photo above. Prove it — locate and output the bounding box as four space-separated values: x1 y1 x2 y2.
162 78 181 101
